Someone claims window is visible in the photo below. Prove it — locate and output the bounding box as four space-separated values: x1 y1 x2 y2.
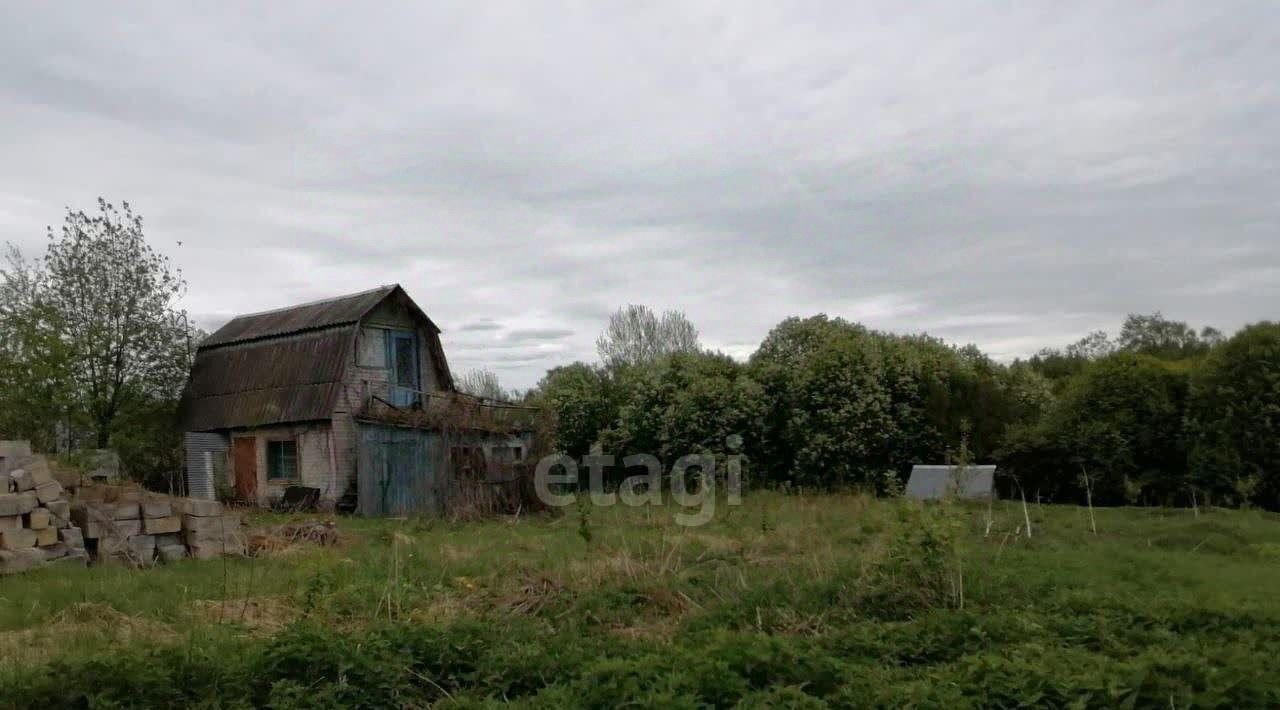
267 440 299 481
356 327 388 367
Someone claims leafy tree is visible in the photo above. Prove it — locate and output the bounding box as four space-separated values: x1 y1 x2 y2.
1187 322 1280 508
595 304 700 370
531 362 617 458
40 199 193 447
0 246 78 450
604 351 764 471
1118 312 1212 359
1005 353 1189 505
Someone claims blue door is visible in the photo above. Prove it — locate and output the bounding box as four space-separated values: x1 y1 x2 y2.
388 330 419 407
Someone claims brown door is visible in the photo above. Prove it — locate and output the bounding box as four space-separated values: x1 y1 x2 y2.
233 437 257 501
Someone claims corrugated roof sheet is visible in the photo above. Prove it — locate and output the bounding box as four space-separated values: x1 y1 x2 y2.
202 285 403 347
177 328 355 431
905 464 996 500
181 285 454 430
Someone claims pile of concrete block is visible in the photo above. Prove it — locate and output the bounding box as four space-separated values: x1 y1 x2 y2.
1 445 90 575
72 492 245 565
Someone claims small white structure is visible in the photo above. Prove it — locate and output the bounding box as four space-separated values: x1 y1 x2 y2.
905 464 996 500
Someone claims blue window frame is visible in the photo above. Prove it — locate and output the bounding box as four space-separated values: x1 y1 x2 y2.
387 330 420 406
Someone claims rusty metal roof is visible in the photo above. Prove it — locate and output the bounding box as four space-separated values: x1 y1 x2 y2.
201 285 441 348
180 285 454 430
177 327 355 431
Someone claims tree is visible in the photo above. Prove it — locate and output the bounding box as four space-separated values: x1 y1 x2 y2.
456 368 510 402
531 362 618 458
0 246 78 450
604 351 764 471
595 305 700 369
1118 312 1212 360
1187 322 1280 508
1007 353 1190 505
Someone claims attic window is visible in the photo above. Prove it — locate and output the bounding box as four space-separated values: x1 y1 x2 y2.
267 440 299 481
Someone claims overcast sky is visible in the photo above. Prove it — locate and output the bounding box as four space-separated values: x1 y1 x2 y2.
2 3 1277 388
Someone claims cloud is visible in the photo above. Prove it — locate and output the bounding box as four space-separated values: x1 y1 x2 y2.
504 327 575 342
1 2 1277 388
456 319 502 332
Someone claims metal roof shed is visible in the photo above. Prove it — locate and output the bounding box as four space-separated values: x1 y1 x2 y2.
905 464 997 500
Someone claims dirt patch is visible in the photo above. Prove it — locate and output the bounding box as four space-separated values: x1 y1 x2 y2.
188 596 296 632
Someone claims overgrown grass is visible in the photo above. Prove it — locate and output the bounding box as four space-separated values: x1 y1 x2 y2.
2 493 1279 708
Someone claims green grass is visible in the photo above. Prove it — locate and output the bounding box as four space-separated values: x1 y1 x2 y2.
2 494 1279 708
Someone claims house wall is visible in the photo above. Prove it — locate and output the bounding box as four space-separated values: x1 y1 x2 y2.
227 422 337 505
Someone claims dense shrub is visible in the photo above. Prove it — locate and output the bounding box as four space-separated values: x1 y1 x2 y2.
1187 322 1280 508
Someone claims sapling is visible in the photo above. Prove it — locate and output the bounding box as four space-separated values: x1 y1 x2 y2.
1079 464 1097 535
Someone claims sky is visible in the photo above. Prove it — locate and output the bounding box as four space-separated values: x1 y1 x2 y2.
1 3 1277 389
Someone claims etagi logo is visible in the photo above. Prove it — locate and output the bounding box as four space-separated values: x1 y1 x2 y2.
533 437 745 527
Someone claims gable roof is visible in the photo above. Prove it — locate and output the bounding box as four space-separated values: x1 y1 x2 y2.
178 285 451 431
201 285 440 348
905 464 996 500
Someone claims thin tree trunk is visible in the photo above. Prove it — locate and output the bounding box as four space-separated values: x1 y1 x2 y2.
1080 464 1097 535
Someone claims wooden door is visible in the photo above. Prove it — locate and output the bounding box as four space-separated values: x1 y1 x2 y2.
233 437 257 501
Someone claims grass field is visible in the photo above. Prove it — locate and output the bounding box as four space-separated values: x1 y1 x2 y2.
2 492 1279 708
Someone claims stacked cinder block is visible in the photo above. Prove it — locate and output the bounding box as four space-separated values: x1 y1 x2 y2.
0 445 90 575
70 493 244 566
179 498 246 560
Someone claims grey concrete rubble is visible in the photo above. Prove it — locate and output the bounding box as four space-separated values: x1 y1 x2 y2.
0 441 247 575
1 443 88 575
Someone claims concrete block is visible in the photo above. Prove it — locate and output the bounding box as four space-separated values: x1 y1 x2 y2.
45 499 71 527
9 469 35 492
182 511 241 531
0 528 37 550
187 539 245 559
112 519 142 537
142 516 181 535
113 501 141 520
157 544 187 563
55 551 89 567
71 503 114 538
177 498 223 517
154 532 183 547
34 527 57 546
38 542 68 560
0 515 20 530
58 526 85 548
142 499 173 518
0 492 37 517
26 508 50 530
34 481 63 505
25 456 53 486
0 549 36 575
129 534 157 562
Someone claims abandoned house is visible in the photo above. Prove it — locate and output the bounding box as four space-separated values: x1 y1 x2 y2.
176 285 536 515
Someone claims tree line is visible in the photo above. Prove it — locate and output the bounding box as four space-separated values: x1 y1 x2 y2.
5 200 1275 509
528 306 1280 510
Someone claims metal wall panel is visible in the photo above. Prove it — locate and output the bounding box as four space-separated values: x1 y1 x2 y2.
184 431 229 500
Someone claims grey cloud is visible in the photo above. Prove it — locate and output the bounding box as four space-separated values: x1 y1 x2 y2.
504 328 575 342
1 2 1277 388
457 319 502 332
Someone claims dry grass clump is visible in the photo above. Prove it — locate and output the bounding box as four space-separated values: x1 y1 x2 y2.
246 519 341 556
